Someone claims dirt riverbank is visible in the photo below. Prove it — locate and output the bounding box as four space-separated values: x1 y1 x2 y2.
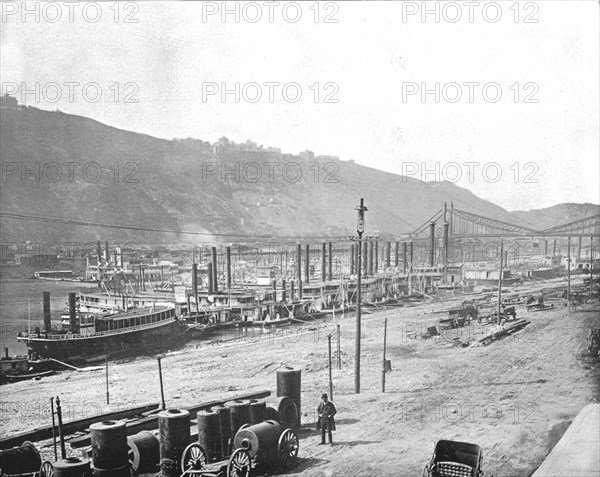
1 278 598 476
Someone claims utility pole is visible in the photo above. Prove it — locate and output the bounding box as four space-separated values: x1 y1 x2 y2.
591 234 594 298
337 324 341 370
382 318 388 393
328 334 333 401
354 198 367 394
105 357 109 404
567 236 571 314
497 239 504 325
157 357 166 410
56 396 66 459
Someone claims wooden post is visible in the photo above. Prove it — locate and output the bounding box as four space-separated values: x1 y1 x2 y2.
328 334 333 401
567 236 571 314
56 396 66 459
356 235 363 393
382 318 388 393
590 234 594 298
336 324 341 370
497 239 504 324
105 357 109 405
50 397 57 460
158 357 166 411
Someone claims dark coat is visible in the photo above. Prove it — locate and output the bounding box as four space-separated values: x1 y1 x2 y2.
316 401 337 431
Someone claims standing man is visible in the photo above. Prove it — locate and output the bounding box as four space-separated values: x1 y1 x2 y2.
317 393 337 445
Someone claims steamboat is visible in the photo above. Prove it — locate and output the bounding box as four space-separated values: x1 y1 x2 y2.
17 305 185 362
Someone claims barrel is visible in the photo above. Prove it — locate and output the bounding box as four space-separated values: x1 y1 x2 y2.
233 420 282 464
158 409 190 477
225 400 251 437
264 406 281 423
53 457 91 477
276 369 301 426
249 399 267 424
197 410 221 461
211 405 232 459
0 441 41 475
127 430 159 474
90 420 128 476
266 396 298 429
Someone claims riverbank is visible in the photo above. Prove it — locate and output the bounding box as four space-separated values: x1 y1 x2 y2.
1 279 598 476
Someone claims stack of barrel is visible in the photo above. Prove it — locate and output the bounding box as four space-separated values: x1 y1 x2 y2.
195 368 302 463
0 370 303 477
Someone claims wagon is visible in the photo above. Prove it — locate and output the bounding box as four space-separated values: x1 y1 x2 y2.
0 461 54 477
179 425 298 477
421 440 483 477
0 440 55 477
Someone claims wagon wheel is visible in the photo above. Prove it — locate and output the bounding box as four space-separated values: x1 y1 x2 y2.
277 428 299 468
180 442 208 473
226 448 251 477
239 423 251 431
39 461 54 477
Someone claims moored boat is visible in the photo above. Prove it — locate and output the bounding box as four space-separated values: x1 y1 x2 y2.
17 306 185 362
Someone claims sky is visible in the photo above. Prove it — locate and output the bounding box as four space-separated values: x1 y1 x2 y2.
1 1 599 212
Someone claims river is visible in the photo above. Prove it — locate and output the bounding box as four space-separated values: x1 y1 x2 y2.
0 279 93 356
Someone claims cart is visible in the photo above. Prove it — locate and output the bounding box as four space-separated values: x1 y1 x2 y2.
422 440 483 477
0 462 54 477
179 427 298 477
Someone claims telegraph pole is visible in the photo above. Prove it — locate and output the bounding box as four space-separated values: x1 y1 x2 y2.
497 239 504 325
328 334 333 401
567 236 571 314
382 318 388 393
354 198 367 394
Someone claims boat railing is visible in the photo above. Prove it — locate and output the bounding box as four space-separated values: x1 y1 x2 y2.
18 317 178 341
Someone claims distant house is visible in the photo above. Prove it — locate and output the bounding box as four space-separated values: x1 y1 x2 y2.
299 150 315 161
15 253 58 265
0 94 18 110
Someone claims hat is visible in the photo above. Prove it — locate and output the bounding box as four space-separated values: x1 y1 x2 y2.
321 393 328 399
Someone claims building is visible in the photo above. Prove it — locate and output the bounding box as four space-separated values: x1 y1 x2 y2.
0 94 18 110
299 150 315 161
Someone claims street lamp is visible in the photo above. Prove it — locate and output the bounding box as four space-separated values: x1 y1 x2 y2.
354 198 367 394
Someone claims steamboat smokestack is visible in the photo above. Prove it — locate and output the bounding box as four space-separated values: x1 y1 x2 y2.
328 242 333 281
43 291 51 334
212 247 218 292
69 292 78 334
429 222 436 267
226 246 232 289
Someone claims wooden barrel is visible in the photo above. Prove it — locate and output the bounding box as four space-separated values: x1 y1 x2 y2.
158 409 190 477
53 457 91 477
233 420 282 465
276 369 301 426
225 400 251 437
197 410 221 461
211 405 231 459
266 396 297 429
127 430 159 474
89 420 128 472
249 399 267 424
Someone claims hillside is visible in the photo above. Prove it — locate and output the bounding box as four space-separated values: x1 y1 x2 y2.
0 104 595 244
511 203 600 231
